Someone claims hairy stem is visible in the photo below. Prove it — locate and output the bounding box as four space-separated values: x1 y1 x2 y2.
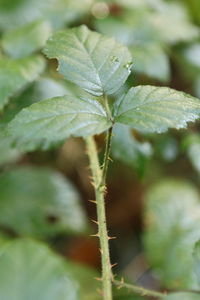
113 280 165 298
86 135 113 300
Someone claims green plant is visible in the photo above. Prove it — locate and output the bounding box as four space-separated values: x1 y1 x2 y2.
3 23 200 299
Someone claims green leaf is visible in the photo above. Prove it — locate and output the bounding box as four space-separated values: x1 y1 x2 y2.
193 240 200 285
0 0 51 30
43 25 132 96
112 124 152 176
2 19 52 58
94 12 159 47
0 233 9 248
149 2 199 44
0 238 101 300
183 134 200 174
0 0 94 31
183 43 200 68
129 44 170 82
0 77 83 164
64 261 100 300
46 0 94 30
0 128 21 165
0 77 79 125
7 94 111 151
163 293 200 300
143 179 200 289
0 55 45 110
0 238 79 300
153 134 178 162
195 76 200 98
0 167 87 237
115 86 200 133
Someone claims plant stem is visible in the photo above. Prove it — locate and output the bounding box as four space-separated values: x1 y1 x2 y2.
101 127 113 187
113 280 165 298
86 135 113 300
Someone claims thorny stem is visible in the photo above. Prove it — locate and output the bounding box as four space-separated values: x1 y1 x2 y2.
86 134 113 300
86 94 165 300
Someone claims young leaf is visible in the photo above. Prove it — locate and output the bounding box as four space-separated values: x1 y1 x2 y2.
115 86 200 133
7 95 112 151
0 167 87 237
0 239 79 300
0 55 45 110
2 19 52 58
43 25 132 96
144 179 200 289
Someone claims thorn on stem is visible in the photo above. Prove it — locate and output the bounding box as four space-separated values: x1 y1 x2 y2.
111 263 118 268
88 199 97 204
108 236 116 240
90 233 100 238
94 277 102 281
91 219 99 225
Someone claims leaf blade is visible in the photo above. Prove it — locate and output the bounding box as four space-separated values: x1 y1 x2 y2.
115 86 200 133
7 95 112 151
43 25 132 96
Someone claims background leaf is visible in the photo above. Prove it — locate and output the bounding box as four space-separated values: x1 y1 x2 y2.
112 124 152 176
193 240 200 285
2 19 52 58
0 238 79 300
129 43 170 81
115 86 200 133
143 179 200 289
0 0 94 31
44 25 132 96
0 55 45 110
163 293 200 300
0 167 87 237
183 134 200 174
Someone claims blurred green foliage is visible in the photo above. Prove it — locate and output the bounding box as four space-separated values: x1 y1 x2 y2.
0 0 200 299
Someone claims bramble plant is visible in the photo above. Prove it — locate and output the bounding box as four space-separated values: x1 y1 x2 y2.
4 23 200 300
